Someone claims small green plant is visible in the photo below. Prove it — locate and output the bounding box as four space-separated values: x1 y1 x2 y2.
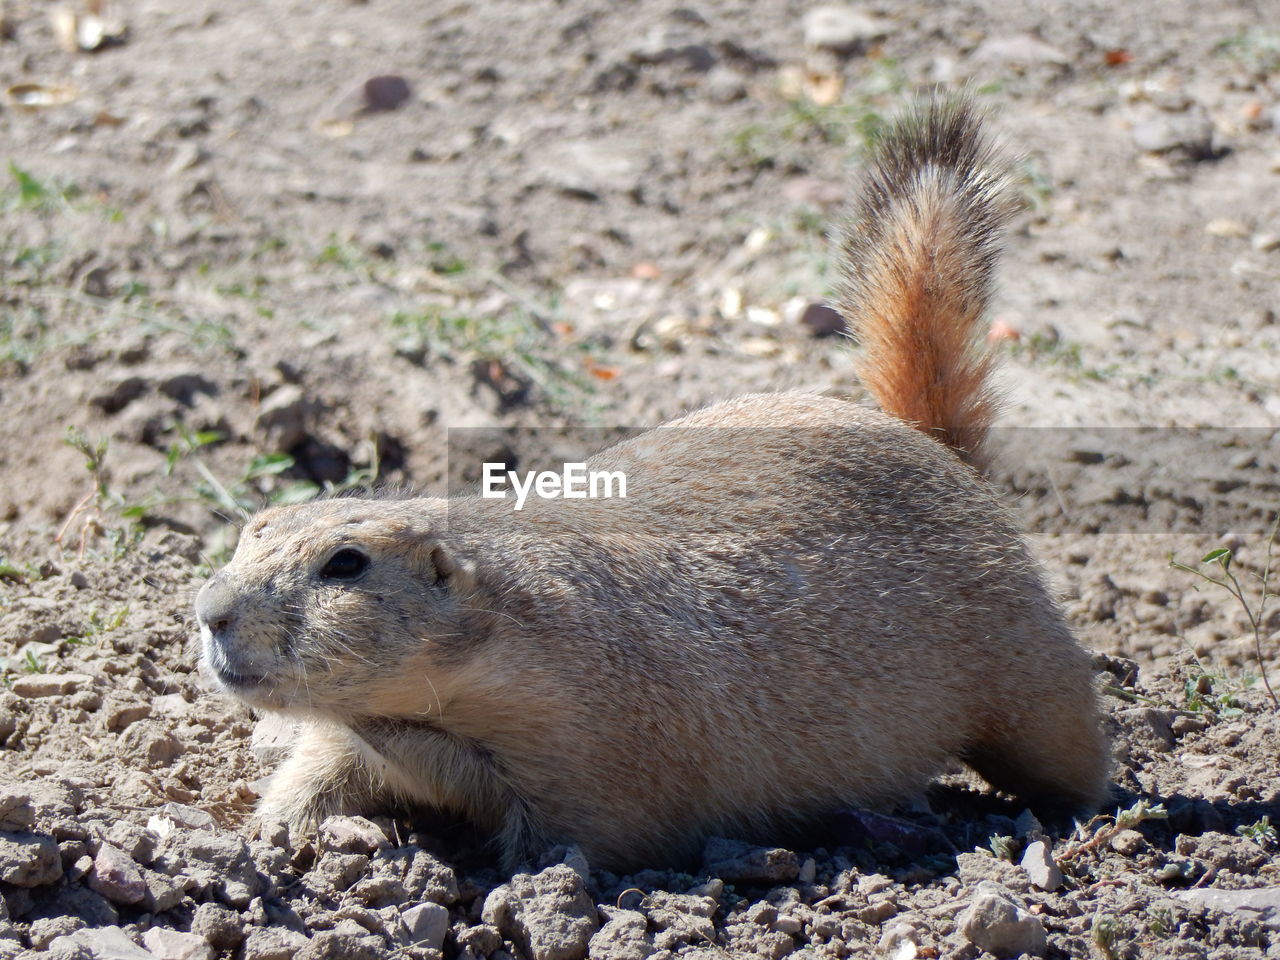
1216 27 1280 74
4 163 81 211
1059 799 1168 865
22 648 45 674
1092 911 1124 960
1236 815 1278 848
1145 904 1174 939
1181 664 1250 718
987 834 1018 861
64 606 130 648
1170 518 1280 710
390 303 593 410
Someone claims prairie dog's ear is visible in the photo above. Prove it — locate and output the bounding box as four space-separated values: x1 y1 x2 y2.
423 539 476 592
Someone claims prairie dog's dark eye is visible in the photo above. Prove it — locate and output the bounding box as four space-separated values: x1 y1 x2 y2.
321 548 370 581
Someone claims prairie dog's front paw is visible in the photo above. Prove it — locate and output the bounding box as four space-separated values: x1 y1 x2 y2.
252 720 374 834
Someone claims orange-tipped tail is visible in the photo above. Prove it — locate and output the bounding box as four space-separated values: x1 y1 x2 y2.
838 96 1017 471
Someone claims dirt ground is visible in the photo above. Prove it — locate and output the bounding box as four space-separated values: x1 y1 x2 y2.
1 0 1279 958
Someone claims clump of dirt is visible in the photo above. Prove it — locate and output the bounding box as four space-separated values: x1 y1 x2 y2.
2 0 1279 957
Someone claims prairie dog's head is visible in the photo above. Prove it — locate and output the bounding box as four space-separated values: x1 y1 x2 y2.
194 497 474 717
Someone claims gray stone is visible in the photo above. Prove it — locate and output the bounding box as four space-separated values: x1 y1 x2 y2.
702 836 800 884
1131 109 1215 158
482 864 599 960
241 928 309 960
590 908 655 960
400 902 449 950
959 881 1047 958
296 930 382 960
0 788 35 831
0 831 62 886
88 844 146 905
10 673 94 698
141 928 214 960
255 385 311 450
972 34 1070 66
1177 886 1280 930
30 916 87 950
155 830 259 907
802 5 893 52
1020 840 1062 891
190 902 244 950
48 925 157 960
318 816 390 856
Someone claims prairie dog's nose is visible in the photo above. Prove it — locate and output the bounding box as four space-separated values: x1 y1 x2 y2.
195 575 238 634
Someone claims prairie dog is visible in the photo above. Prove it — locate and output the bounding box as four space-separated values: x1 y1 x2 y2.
195 98 1110 872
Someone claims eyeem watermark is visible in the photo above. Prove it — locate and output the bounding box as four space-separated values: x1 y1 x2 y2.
481 463 627 511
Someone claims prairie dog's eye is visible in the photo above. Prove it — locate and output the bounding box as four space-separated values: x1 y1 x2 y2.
321 548 370 581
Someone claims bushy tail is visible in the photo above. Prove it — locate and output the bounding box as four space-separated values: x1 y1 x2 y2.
837 95 1017 471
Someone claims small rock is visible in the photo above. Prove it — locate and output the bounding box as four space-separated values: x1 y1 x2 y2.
400 902 449 950
629 25 716 71
1252 232 1280 253
11 673 93 698
589 909 655 960
482 864 599 960
1110 828 1145 856
30 916 87 950
191 902 244 950
1176 887 1280 930
254 385 311 451
318 816 390 856
878 919 924 960
104 700 152 733
702 837 801 884
121 720 185 767
142 928 215 960
48 925 156 960
802 5 892 53
1013 809 1045 840
241 928 309 960
959 881 1046 957
1205 218 1250 238
1019 840 1062 891
1131 108 1215 158
88 844 146 905
798 302 847 338
972 34 1069 66
296 930 382 960
141 867 185 913
0 831 62 886
0 789 35 831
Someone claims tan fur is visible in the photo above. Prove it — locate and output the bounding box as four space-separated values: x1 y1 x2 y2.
195 97 1110 872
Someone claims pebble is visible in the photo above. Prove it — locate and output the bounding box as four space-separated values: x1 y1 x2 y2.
1176 886 1280 931
1019 840 1062 891
588 909 653 960
88 843 146 905
318 816 390 856
1110 828 1145 856
878 919 924 959
482 864 599 960
1205 218 1250 238
254 385 311 452
702 837 801 883
0 831 62 886
10 673 93 698
0 788 35 831
1131 109 1215 158
30 916 87 949
241 928 309 960
972 35 1069 66
798 302 847 338
400 902 449 950
48 925 157 960
141 928 215 960
191 903 244 951
958 882 1047 957
1252 232 1280 253
802 6 892 53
